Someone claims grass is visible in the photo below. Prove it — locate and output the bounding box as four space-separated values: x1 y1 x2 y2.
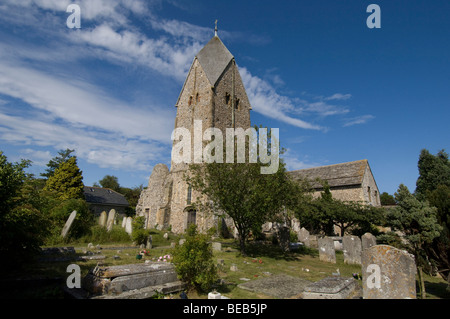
3 234 449 299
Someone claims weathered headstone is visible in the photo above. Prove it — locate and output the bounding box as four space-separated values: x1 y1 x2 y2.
125 217 133 235
122 217 127 228
61 210 77 238
146 235 153 249
362 245 416 299
318 237 336 263
303 276 361 299
212 242 222 252
106 209 116 232
298 227 310 247
361 232 377 251
99 211 107 227
309 235 318 248
277 226 290 252
343 235 362 265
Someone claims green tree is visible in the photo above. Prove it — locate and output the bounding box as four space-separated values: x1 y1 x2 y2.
172 225 218 292
41 148 75 179
44 157 84 201
0 152 48 268
415 149 450 199
99 175 121 193
380 192 396 205
187 158 295 255
386 184 442 298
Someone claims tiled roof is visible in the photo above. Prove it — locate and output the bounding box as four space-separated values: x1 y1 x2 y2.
196 35 234 87
84 186 129 206
289 160 369 189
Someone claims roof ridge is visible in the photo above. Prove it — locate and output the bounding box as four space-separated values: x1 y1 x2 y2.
290 159 368 173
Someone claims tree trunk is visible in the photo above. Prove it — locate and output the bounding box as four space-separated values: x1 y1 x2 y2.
417 266 426 299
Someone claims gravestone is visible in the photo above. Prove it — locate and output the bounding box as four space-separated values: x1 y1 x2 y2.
361 233 377 250
343 235 362 265
61 210 77 238
106 209 116 232
277 226 290 252
99 211 107 227
79 262 185 299
125 217 133 235
146 235 153 249
303 276 361 299
309 235 318 249
318 237 336 263
362 245 416 299
122 217 127 228
298 227 310 247
212 242 222 252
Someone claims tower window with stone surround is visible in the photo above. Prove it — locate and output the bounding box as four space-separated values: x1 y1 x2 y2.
187 185 192 205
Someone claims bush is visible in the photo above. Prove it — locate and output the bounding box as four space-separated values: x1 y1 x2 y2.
132 228 150 246
81 225 131 244
172 225 218 292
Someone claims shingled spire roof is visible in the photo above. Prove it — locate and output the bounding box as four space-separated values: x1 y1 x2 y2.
196 35 234 87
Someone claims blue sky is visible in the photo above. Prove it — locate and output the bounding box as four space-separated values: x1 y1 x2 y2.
0 0 449 195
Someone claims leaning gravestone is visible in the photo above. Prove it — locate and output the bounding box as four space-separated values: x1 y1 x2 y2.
362 245 416 299
106 209 116 232
99 211 107 227
318 237 336 263
343 235 362 265
122 216 127 228
361 233 377 251
61 210 77 238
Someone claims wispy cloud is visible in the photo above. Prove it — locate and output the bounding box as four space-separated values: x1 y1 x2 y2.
343 115 375 127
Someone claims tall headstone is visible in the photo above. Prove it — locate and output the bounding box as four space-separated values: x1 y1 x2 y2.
343 235 362 265
121 216 127 228
318 237 336 263
298 227 310 247
61 210 77 238
99 211 107 227
277 226 290 252
125 217 133 235
362 245 416 299
106 209 116 232
361 233 377 251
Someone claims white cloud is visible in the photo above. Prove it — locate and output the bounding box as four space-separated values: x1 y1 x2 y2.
343 115 375 127
240 67 325 131
324 93 352 101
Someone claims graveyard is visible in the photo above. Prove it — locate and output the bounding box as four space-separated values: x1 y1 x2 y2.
3 225 449 299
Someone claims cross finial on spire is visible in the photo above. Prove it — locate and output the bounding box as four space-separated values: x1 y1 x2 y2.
214 19 218 37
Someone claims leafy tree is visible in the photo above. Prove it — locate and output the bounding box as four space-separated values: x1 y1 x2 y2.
415 149 450 199
99 175 121 192
380 192 396 205
187 157 295 255
385 184 442 298
44 157 84 201
172 224 218 292
414 149 450 283
0 151 48 268
41 148 75 179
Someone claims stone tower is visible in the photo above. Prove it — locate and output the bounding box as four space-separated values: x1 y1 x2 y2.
136 29 252 234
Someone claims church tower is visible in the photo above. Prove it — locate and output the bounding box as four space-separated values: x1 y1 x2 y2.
136 26 252 234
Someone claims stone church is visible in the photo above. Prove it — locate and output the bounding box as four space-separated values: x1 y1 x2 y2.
136 29 381 235
136 28 252 234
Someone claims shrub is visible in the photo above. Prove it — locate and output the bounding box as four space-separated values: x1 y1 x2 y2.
172 224 218 292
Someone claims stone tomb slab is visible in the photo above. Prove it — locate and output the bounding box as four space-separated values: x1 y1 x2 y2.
237 274 312 299
303 277 361 299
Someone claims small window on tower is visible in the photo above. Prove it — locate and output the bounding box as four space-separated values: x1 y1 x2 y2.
188 96 193 106
225 92 230 105
235 98 240 109
196 93 200 103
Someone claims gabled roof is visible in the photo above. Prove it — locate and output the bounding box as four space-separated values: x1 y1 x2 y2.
196 35 234 87
289 160 369 189
84 186 129 207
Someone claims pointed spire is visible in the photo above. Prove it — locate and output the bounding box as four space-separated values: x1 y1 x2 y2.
214 19 218 37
